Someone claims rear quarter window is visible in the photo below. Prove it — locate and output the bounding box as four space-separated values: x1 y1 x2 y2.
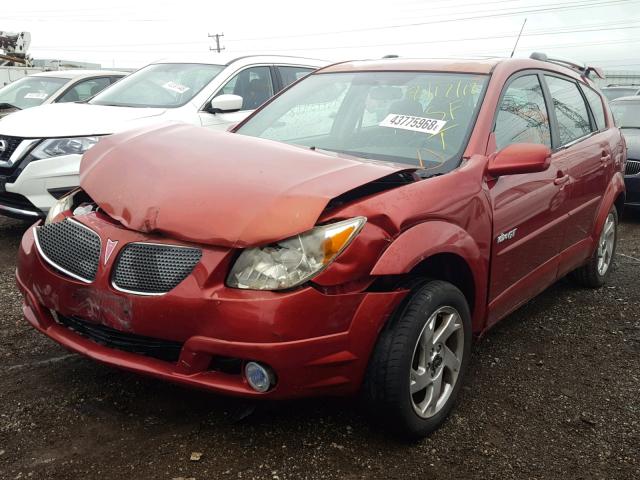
544 75 593 146
582 86 607 131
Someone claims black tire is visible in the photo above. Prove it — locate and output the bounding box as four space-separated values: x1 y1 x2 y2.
570 206 618 288
363 280 472 439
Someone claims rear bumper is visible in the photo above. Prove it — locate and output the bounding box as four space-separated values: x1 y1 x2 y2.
17 224 406 399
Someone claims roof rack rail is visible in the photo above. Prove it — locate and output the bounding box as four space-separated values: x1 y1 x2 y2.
529 52 604 79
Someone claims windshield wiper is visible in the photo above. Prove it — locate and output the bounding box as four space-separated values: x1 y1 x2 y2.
0 102 21 110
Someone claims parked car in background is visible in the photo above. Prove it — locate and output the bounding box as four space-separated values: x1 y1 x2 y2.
0 55 325 219
601 85 640 102
0 70 126 119
610 95 640 208
16 55 625 438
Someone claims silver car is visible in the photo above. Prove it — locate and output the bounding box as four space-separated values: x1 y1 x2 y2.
0 70 127 118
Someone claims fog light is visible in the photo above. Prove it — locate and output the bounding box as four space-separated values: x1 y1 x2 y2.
245 361 274 392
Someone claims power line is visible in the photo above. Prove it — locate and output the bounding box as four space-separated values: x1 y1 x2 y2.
0 0 577 19
225 0 635 42
32 18 640 52
30 34 640 57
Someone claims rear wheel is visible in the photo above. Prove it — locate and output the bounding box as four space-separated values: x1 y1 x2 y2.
570 206 618 288
363 280 472 439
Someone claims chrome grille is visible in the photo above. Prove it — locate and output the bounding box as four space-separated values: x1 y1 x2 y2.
0 135 22 163
35 219 101 282
112 243 202 295
626 159 640 176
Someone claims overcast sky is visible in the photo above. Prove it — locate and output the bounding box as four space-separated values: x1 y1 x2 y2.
2 0 639 70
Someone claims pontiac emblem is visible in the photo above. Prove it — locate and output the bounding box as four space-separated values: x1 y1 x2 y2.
104 239 118 265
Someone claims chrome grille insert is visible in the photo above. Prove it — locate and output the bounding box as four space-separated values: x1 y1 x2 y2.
0 135 23 163
112 243 202 295
625 159 640 176
34 219 101 283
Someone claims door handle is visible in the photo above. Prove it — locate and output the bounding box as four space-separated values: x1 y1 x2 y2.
600 154 611 163
554 173 570 185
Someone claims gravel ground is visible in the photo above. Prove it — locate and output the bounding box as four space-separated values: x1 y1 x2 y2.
0 213 638 480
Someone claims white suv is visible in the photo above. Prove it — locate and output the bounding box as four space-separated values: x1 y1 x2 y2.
0 55 325 219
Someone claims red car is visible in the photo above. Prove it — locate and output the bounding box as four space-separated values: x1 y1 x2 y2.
16 54 625 438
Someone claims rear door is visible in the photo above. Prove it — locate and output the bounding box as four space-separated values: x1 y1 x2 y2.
542 75 608 275
487 72 571 325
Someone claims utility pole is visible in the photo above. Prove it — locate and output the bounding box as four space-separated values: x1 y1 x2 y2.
208 33 225 53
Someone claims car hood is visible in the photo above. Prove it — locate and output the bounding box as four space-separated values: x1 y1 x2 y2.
80 123 413 247
0 102 166 137
621 128 640 160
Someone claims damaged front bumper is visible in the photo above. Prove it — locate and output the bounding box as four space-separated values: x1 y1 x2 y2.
16 221 406 399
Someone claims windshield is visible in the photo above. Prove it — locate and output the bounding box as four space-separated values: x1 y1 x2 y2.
236 71 487 171
0 76 67 109
602 88 639 101
90 63 224 108
610 101 640 128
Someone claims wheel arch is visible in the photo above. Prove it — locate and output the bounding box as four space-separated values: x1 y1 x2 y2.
593 172 625 244
370 220 488 332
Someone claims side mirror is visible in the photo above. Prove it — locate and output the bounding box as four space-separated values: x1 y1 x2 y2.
210 94 243 113
487 143 551 177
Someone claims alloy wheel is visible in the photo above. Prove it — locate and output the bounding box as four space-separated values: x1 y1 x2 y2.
597 212 616 276
409 306 465 419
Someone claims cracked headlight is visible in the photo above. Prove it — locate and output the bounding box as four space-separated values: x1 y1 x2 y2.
227 217 366 290
44 189 93 225
30 136 101 159
44 191 75 225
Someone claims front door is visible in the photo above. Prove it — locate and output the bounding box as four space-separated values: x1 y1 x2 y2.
486 73 570 326
200 65 276 129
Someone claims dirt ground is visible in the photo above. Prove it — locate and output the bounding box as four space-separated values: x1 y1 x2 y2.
0 213 638 480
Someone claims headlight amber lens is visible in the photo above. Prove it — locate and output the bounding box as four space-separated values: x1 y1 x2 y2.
227 217 366 290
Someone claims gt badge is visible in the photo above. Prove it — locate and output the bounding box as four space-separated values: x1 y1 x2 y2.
104 239 118 265
497 228 517 244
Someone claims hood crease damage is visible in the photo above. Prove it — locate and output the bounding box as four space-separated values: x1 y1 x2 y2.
80 123 416 247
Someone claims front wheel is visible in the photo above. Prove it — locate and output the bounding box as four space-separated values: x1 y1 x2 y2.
570 206 618 288
363 280 472 439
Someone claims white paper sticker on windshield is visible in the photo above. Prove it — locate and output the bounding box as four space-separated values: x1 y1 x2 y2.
24 92 49 100
379 114 446 134
162 81 190 94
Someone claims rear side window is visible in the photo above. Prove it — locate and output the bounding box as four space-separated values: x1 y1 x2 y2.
545 76 592 146
277 66 314 89
582 86 607 131
494 75 551 150
58 77 111 103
